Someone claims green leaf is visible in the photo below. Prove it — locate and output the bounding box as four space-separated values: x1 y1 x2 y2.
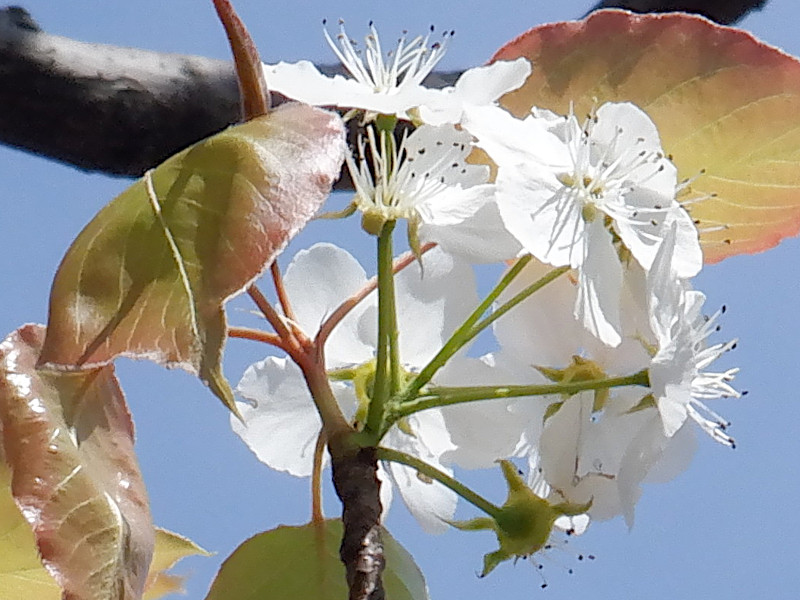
39 104 346 412
493 10 800 263
0 324 153 599
204 519 429 600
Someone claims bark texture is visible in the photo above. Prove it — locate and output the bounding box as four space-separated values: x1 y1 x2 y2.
331 447 385 600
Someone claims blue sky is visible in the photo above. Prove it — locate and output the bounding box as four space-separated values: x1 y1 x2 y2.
1 1 799 599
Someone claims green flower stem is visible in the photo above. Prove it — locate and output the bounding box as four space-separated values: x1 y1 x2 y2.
392 369 651 421
400 255 533 403
376 447 502 520
367 221 400 435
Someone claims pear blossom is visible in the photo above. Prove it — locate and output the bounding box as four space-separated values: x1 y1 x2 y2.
442 256 698 528
532 391 697 529
347 122 504 255
462 102 702 346
263 21 530 122
232 243 480 532
647 225 740 446
263 22 448 119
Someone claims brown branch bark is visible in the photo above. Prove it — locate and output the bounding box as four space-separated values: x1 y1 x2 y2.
0 2 769 179
331 447 385 600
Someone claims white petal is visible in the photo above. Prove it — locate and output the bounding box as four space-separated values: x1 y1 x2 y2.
493 258 587 365
392 247 479 368
264 61 355 106
454 59 531 106
575 220 623 347
419 198 523 262
593 102 665 157
284 243 374 366
383 412 458 533
403 124 488 189
462 105 569 170
416 183 495 226
438 356 531 468
418 58 532 126
233 356 323 477
666 208 703 278
263 60 440 117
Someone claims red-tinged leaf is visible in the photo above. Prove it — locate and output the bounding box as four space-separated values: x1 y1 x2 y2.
0 324 153 600
39 104 346 413
493 9 800 263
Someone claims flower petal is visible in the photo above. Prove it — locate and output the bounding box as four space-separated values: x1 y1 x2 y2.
233 357 323 477
284 243 374 366
383 412 458 533
575 219 623 347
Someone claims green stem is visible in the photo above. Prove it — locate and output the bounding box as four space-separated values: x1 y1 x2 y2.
393 369 651 421
376 447 502 520
367 221 399 435
401 255 533 402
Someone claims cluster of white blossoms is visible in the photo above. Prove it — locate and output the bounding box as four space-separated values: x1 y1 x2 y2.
233 22 741 555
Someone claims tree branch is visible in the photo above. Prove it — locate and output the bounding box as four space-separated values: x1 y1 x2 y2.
587 0 767 24
331 447 385 600
0 2 769 179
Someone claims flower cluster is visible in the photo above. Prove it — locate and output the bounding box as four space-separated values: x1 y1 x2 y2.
234 23 741 573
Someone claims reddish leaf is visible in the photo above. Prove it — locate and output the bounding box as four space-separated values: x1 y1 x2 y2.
0 324 153 600
39 105 346 412
494 10 800 263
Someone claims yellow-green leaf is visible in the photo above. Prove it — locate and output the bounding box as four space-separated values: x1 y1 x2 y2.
0 457 59 600
39 104 346 412
494 9 800 263
143 528 212 600
205 519 429 600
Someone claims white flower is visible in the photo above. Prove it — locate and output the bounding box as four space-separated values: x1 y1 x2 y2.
533 391 697 529
462 102 702 347
232 243 480 532
647 225 739 446
263 22 530 124
263 22 449 119
467 256 696 527
347 123 497 242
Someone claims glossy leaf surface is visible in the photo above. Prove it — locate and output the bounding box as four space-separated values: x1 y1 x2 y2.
0 324 153 600
494 9 800 263
205 519 429 600
40 104 346 412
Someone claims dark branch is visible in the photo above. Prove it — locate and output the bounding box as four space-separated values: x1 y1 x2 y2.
0 6 240 176
0 1 772 178
587 0 767 24
331 447 385 600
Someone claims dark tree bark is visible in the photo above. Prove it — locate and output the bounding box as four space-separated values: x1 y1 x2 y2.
331 448 385 600
0 2 770 179
0 6 241 176
588 0 767 24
